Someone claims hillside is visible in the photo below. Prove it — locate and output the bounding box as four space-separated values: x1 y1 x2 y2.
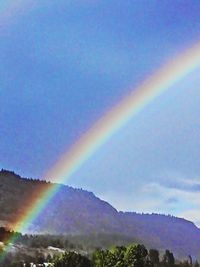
0 169 200 259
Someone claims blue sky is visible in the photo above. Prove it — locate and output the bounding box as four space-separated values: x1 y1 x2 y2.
1 0 200 225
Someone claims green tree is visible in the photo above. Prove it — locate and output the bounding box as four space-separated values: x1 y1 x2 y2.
124 244 148 267
92 249 108 267
92 246 126 267
53 251 91 267
111 246 126 267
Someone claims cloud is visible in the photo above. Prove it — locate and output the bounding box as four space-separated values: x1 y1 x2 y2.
98 191 161 213
142 181 200 226
156 170 200 193
178 210 200 226
163 180 200 192
98 170 200 226
144 181 200 205
166 197 178 204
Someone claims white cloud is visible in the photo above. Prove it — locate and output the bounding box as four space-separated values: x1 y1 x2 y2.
142 181 200 226
178 209 200 226
97 171 200 227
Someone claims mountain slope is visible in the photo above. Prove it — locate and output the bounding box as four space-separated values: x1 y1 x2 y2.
0 169 200 259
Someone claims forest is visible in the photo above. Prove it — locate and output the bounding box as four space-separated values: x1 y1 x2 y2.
0 227 199 267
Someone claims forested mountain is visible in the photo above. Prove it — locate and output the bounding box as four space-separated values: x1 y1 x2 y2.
0 169 200 259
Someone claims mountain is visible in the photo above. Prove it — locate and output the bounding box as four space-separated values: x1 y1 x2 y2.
0 169 200 259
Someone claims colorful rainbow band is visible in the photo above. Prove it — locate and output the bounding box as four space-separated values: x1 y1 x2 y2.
1 3 200 257
14 41 200 235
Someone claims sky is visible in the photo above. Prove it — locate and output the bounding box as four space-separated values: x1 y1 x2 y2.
1 0 200 225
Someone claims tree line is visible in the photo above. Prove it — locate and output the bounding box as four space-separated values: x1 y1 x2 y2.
0 227 199 267
0 242 199 267
52 243 199 267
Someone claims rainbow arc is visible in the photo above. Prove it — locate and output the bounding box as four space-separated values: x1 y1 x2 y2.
0 1 200 259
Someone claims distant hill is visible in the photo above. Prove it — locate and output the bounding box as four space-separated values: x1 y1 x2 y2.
0 169 200 259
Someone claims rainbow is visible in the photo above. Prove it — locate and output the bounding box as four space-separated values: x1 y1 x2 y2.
1 2 200 259
7 41 200 235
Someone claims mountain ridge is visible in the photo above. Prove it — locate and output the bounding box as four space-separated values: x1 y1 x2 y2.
0 169 200 259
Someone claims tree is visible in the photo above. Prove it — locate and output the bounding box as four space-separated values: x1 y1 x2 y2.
92 246 126 267
194 261 200 267
53 251 91 267
188 255 192 266
124 244 148 267
149 249 159 267
111 246 126 267
92 249 108 267
162 250 175 267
